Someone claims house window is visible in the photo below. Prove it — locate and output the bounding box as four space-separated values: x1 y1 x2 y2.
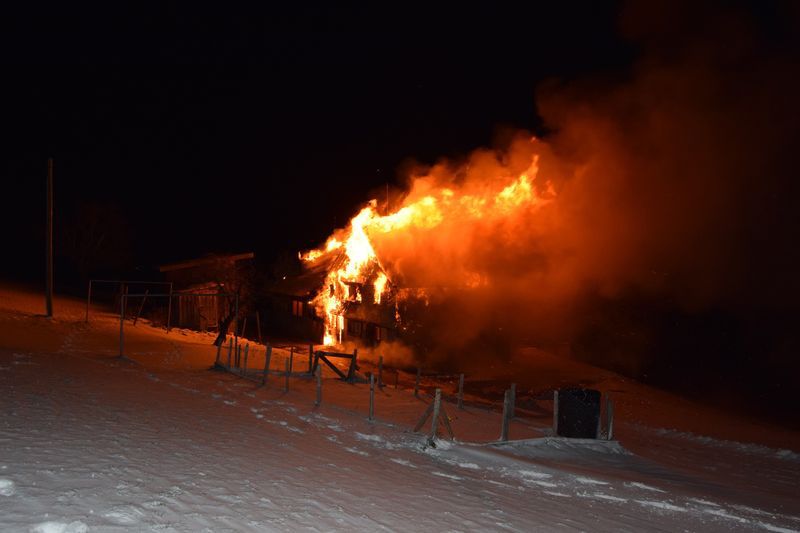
347 319 363 337
292 300 304 317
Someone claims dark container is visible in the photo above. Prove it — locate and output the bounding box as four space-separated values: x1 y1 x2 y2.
557 388 601 439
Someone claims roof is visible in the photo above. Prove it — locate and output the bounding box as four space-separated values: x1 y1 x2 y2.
159 253 255 272
267 253 340 298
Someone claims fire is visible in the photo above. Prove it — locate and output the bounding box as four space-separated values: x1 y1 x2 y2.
302 140 554 346
373 272 388 304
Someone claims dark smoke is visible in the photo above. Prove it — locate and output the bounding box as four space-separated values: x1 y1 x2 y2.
381 1 800 420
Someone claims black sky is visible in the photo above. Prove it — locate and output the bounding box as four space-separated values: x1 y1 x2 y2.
1 2 636 281
3 2 800 422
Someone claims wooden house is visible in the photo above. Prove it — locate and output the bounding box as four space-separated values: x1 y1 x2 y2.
159 252 254 331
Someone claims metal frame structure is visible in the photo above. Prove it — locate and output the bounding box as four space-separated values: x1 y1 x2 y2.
86 279 174 325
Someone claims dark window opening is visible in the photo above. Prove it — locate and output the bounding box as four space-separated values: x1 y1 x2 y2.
347 319 363 337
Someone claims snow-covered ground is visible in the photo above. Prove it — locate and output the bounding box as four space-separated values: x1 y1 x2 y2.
1 284 798 532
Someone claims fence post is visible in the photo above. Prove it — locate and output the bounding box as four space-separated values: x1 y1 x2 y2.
262 343 272 385
289 347 294 374
414 367 421 398
284 358 290 392
234 293 239 364
347 348 358 381
596 393 603 439
430 388 442 443
85 280 92 322
500 389 511 442
457 373 465 410
509 383 516 420
607 396 615 441
315 366 322 406
308 344 314 374
243 344 250 376
118 294 125 357
215 340 222 366
166 283 173 333
377 356 383 388
369 373 375 421
553 389 559 437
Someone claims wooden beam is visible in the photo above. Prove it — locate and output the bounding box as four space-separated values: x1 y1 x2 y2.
318 354 348 381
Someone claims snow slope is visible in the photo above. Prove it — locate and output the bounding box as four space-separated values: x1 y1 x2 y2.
1 284 798 532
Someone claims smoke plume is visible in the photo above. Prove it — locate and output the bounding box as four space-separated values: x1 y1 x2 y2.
368 2 800 391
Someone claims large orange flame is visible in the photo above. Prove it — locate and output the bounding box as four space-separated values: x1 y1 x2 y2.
301 142 553 346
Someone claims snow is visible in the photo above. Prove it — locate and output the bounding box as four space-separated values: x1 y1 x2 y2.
0 283 799 531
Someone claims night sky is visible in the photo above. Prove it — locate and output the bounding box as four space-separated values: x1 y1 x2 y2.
2 3 634 282
3 2 800 419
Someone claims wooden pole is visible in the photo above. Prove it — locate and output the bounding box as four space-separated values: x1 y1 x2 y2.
500 389 511 442
413 402 434 432
45 157 53 318
315 366 322 406
118 294 125 357
85 280 92 322
347 348 358 381
439 405 455 440
262 343 272 386
607 397 615 441
123 283 129 319
308 344 314 374
457 373 465 410
133 289 149 326
243 343 250 376
166 282 173 332
289 346 294 374
284 358 290 392
509 382 516 420
256 311 262 343
430 388 442 443
553 390 560 437
369 373 375 421
596 393 603 439
414 367 421 398
377 355 384 388
234 293 239 362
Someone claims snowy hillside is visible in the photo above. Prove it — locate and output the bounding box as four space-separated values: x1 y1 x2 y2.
1 284 798 532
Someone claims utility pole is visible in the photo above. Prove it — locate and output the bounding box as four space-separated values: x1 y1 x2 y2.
45 157 54 318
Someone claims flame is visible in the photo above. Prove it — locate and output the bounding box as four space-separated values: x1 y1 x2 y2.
373 272 388 304
303 143 554 346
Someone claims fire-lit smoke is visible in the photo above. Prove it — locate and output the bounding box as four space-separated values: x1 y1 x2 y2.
302 2 800 383
301 139 555 347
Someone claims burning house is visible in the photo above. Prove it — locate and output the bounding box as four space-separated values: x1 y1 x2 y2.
291 137 555 358
264 249 397 346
